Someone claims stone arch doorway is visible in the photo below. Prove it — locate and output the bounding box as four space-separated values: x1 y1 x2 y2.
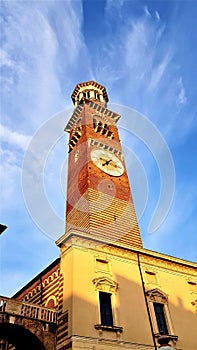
0 323 46 350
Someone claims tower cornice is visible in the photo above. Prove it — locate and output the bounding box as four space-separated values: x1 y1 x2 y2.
71 80 109 105
65 101 120 132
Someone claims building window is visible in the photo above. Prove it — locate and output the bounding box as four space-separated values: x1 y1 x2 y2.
153 302 168 334
146 289 176 338
93 277 123 333
99 292 113 326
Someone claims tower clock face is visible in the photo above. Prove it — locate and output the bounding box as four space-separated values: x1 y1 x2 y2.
91 149 124 176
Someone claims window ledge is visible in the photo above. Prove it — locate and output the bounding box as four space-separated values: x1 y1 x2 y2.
154 334 178 341
95 324 123 333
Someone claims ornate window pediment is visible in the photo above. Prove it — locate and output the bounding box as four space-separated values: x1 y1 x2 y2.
146 288 168 303
92 277 118 293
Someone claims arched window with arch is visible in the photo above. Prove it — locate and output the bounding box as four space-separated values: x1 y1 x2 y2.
45 296 57 309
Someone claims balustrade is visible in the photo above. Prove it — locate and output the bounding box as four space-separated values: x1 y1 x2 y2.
0 296 57 323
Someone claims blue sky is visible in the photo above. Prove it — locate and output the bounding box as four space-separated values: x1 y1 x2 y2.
0 0 197 296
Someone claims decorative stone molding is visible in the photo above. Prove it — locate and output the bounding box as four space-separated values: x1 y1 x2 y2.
92 277 118 293
88 138 123 159
95 324 123 333
45 295 57 308
146 288 168 303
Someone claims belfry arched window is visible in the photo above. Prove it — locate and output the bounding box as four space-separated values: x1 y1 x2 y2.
92 117 114 139
45 295 57 309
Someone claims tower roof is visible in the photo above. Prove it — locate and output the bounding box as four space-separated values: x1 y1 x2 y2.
71 80 109 104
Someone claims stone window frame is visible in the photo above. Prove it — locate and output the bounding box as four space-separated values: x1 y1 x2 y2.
92 277 122 334
146 288 176 339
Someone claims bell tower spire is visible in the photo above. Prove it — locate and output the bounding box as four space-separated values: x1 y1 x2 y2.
71 80 109 107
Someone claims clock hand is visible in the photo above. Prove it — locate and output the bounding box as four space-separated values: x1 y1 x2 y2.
102 159 112 166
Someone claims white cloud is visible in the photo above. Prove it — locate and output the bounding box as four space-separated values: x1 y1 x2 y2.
177 77 187 105
144 6 151 17
1 1 88 131
0 76 14 91
106 0 124 12
0 124 30 207
121 17 171 98
0 49 15 68
0 148 22 204
125 20 150 69
0 124 31 150
155 11 160 21
149 53 171 91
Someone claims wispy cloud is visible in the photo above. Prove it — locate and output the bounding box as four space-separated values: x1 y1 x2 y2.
0 49 15 68
0 124 30 205
0 0 88 242
1 1 88 131
0 124 31 150
101 4 168 96
149 52 171 91
144 6 151 17
105 0 124 13
0 148 21 204
155 11 160 21
99 3 195 148
177 77 187 105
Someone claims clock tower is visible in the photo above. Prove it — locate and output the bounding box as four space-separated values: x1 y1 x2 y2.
56 81 146 350
61 80 142 249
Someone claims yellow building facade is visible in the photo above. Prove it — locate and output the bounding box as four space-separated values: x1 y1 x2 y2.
56 234 197 350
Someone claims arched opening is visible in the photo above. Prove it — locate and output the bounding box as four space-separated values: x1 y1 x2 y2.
0 323 46 350
46 299 55 309
45 296 57 309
